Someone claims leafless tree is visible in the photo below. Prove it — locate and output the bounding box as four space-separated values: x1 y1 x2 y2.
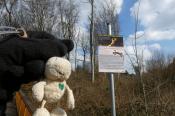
0 0 56 30
125 0 148 115
80 33 90 69
146 51 165 75
0 0 18 26
55 0 79 60
73 28 81 71
87 0 95 82
95 0 120 35
145 51 175 114
0 1 4 25
21 0 54 31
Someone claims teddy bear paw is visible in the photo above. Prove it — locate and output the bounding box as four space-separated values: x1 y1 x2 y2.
50 107 67 116
67 102 75 110
33 107 50 116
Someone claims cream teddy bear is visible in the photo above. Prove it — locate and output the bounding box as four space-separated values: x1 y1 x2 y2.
32 57 75 116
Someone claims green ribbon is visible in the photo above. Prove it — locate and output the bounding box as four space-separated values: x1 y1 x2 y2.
58 83 64 90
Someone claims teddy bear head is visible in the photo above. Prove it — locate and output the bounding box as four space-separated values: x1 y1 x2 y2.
44 57 71 81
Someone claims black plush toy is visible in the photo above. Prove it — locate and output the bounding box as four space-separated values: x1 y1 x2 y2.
0 31 74 115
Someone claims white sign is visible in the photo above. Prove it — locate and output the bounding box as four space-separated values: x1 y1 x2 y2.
98 46 125 73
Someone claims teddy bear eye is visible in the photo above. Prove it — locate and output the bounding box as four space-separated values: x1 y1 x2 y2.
58 71 64 75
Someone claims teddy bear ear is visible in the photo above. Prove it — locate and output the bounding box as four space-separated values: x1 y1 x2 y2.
61 39 74 52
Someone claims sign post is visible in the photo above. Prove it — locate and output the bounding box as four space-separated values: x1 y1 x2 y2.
108 23 116 116
97 23 124 116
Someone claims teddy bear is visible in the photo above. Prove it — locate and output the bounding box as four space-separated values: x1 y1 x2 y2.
0 30 74 116
32 57 75 116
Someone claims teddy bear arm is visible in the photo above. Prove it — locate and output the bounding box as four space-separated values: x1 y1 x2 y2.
65 84 75 110
32 81 46 102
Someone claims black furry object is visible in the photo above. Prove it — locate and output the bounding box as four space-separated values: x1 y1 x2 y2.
0 31 74 115
0 31 74 89
27 31 57 40
24 60 45 82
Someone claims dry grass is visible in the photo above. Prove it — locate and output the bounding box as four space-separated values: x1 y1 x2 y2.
20 69 175 116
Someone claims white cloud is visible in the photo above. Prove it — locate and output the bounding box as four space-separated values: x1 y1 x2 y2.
149 43 161 50
130 0 175 40
127 31 145 40
125 44 160 61
145 29 175 40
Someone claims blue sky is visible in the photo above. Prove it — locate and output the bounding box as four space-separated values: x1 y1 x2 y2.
119 0 175 57
119 0 135 37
